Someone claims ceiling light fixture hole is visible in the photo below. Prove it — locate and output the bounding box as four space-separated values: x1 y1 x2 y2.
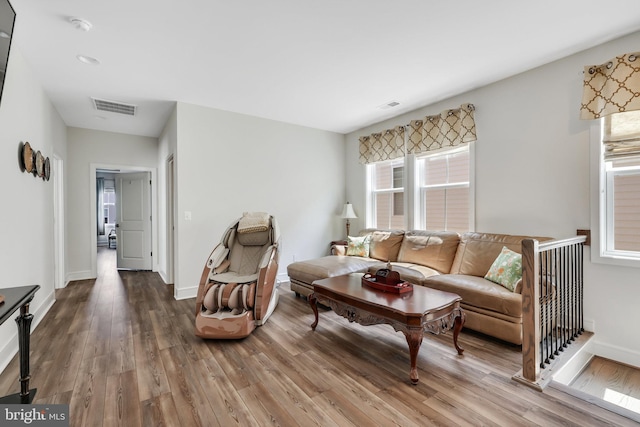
70 17 92 32
76 54 100 65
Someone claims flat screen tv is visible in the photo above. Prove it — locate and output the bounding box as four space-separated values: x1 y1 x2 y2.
0 0 16 107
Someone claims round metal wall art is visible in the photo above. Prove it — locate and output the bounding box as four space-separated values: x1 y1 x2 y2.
19 141 51 181
44 157 50 181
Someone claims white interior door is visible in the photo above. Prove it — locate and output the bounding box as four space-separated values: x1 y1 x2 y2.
116 172 152 270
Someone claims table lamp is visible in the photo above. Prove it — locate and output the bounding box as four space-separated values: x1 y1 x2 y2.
341 202 358 238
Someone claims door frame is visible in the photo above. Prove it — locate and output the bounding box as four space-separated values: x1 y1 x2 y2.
166 155 175 284
89 163 158 279
53 155 66 289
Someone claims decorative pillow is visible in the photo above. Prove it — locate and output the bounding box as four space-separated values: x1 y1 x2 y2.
484 246 522 292
346 235 370 257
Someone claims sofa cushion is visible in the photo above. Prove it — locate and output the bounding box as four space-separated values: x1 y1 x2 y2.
286 256 377 284
423 274 523 318
449 232 550 277
397 231 460 273
368 230 405 262
484 246 522 292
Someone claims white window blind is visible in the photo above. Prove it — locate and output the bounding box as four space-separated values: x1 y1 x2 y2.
417 147 470 232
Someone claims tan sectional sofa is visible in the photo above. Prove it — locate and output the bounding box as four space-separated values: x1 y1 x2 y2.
287 229 550 345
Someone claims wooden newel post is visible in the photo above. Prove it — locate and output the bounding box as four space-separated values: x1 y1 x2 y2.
521 239 541 383
17 303 34 402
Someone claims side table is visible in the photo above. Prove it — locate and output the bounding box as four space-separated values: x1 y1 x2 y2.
0 285 40 404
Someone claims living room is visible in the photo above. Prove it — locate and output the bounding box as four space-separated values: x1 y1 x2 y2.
1 1 640 425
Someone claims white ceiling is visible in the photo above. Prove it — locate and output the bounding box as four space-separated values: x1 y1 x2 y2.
8 0 640 137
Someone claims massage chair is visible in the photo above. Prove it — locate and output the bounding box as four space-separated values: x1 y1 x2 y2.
195 212 280 339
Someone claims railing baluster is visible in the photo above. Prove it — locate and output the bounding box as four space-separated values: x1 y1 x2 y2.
571 245 576 340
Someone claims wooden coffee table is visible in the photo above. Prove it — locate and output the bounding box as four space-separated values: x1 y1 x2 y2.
309 273 464 384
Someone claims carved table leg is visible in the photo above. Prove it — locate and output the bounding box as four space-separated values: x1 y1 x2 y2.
17 303 35 403
453 309 465 355
403 328 424 385
309 293 319 330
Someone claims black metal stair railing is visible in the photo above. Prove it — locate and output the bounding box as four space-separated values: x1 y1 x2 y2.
538 242 584 368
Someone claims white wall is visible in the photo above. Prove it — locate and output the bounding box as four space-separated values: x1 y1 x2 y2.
346 31 640 367
66 128 159 280
0 47 67 373
172 102 345 299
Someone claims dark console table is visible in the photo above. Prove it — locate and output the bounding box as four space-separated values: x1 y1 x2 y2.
0 285 40 403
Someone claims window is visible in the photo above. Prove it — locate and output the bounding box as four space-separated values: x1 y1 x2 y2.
417 147 470 232
605 158 640 254
592 110 640 265
103 189 116 225
366 145 473 231
368 160 405 229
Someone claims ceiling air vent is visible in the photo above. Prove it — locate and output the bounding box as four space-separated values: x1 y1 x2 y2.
378 101 400 110
92 98 137 116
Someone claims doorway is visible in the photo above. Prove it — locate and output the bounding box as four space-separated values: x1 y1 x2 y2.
96 171 116 248
90 164 158 278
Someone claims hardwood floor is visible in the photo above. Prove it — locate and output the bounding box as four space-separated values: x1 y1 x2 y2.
0 247 637 426
571 357 640 416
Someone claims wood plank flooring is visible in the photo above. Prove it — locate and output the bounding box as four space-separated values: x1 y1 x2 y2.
0 247 637 426
571 356 640 416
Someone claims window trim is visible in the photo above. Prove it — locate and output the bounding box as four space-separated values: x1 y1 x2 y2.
589 119 640 268
366 158 407 229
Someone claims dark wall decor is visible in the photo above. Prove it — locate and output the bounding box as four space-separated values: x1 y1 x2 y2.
18 141 50 181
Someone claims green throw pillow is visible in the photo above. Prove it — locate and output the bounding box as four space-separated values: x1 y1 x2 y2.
484 246 522 292
346 235 370 257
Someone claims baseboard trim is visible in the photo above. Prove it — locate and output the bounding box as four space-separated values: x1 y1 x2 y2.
66 270 94 282
0 289 56 375
583 318 595 333
158 269 169 285
277 274 290 285
174 285 198 300
591 341 640 369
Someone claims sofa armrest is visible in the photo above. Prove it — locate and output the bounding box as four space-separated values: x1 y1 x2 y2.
331 244 347 256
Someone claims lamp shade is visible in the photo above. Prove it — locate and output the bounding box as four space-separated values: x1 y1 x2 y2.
341 202 357 219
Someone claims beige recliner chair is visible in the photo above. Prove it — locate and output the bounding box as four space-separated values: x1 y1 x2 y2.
195 212 280 339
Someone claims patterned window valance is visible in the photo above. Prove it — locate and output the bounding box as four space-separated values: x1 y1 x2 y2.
358 103 477 164
407 103 477 155
580 52 640 120
359 126 405 164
